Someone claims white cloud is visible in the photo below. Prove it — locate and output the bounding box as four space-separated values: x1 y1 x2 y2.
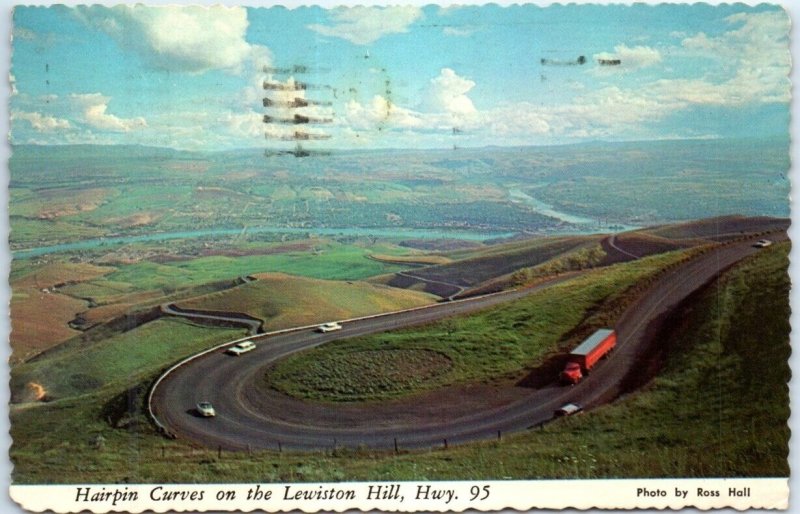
678 10 789 104
307 6 422 45
345 69 482 135
71 93 146 132
11 111 71 132
464 85 677 142
483 105 551 137
221 110 264 139
425 68 477 116
76 5 269 73
556 9 790 139
346 95 423 130
593 44 662 69
542 86 681 137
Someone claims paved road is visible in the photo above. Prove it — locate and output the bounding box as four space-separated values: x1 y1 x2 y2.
151 236 781 451
161 303 263 335
606 234 641 259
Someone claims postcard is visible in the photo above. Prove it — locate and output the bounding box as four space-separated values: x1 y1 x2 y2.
6 1 792 512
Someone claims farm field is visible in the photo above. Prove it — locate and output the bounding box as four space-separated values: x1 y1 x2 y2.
101 242 407 289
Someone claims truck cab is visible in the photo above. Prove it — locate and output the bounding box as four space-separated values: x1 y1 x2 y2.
560 361 583 385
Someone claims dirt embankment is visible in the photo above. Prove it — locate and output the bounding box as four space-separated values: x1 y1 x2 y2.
648 215 789 241
399 239 483 252
386 274 462 299
599 234 695 266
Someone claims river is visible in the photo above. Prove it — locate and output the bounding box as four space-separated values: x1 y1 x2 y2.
508 187 639 231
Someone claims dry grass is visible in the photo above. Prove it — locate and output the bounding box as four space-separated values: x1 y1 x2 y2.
10 291 85 363
646 215 787 240
32 187 114 219
103 211 162 228
77 303 137 327
13 262 115 289
369 253 453 266
178 272 437 329
10 262 119 362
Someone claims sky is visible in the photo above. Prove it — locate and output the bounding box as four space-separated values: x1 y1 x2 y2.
8 3 791 151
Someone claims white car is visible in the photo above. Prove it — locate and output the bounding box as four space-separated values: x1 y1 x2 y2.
226 341 256 355
554 403 583 417
316 322 342 333
196 401 216 417
753 239 773 248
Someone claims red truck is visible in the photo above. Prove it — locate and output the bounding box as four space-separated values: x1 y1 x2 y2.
560 329 616 385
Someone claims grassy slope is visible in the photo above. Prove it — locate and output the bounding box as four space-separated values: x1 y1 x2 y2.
178 272 437 329
266 250 689 402
10 244 788 483
443 235 597 260
13 262 116 288
10 217 106 247
11 319 244 402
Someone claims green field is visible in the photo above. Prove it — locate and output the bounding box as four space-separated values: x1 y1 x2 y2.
97 242 407 292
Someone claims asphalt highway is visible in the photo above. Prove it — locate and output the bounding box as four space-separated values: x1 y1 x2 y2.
151 235 781 451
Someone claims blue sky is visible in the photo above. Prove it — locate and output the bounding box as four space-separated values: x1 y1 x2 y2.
9 3 790 150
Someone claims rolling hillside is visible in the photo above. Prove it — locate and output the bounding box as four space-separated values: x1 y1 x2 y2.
177 272 438 330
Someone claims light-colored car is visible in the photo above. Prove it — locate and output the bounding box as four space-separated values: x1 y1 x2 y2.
554 403 583 417
196 401 216 417
316 322 343 333
226 341 256 355
753 239 773 248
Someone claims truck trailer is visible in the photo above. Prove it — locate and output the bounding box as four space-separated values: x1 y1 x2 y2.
560 329 616 385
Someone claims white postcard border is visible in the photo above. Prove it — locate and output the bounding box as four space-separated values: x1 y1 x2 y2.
3 1 799 514
9 478 790 512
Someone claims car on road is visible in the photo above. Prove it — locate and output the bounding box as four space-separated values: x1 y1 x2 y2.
316 322 342 333
753 239 773 248
226 341 256 355
196 401 216 417
554 403 583 417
